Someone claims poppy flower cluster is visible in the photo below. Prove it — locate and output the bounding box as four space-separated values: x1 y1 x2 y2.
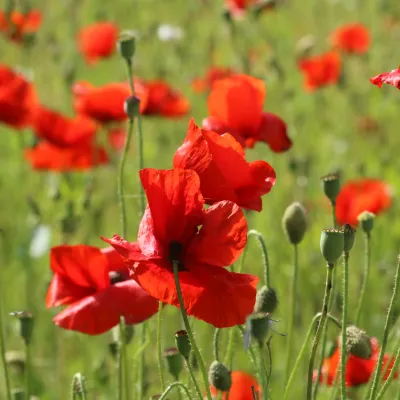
211 371 261 399
0 9 41 42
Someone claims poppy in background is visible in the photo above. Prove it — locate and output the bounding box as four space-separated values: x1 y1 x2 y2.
298 51 341 91
330 23 370 54
77 22 118 64
103 168 259 328
0 65 37 129
108 127 126 151
370 66 400 90
46 245 158 335
211 371 261 400
203 74 291 151
336 178 392 226
191 66 235 93
224 0 274 18
0 9 42 42
173 119 276 211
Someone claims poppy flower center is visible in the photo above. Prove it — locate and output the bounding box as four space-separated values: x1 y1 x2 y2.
109 271 126 285
169 241 186 271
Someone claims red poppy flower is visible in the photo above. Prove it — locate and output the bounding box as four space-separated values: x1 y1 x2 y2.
370 66 400 90
191 67 235 93
211 371 261 400
0 10 41 42
108 127 126 150
330 23 370 54
77 22 118 65
0 65 37 129
173 119 275 211
46 245 158 335
224 0 273 18
203 74 291 151
32 106 98 147
103 168 258 328
336 178 392 226
314 338 398 386
298 51 341 91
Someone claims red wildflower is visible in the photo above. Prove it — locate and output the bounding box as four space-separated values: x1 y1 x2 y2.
203 74 291 151
173 119 276 211
0 10 41 42
211 371 261 400
370 66 400 90
0 65 37 129
330 23 370 54
298 51 341 91
77 22 118 65
108 127 126 151
314 338 398 386
336 178 391 226
191 66 235 93
224 0 273 18
46 245 158 335
103 168 258 328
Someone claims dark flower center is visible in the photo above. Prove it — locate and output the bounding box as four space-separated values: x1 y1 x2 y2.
169 241 186 271
109 271 126 285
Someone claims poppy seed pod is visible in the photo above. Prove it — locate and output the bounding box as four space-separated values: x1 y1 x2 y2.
357 211 375 234
282 202 307 245
118 31 136 61
208 361 232 392
342 325 372 359
175 330 191 360
248 312 270 347
320 229 344 264
163 347 183 380
343 224 356 253
124 96 140 120
254 286 278 314
10 311 34 345
321 174 341 205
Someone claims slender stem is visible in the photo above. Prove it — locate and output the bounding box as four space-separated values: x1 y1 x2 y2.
355 232 371 324
0 290 11 400
172 261 212 400
258 345 268 400
367 255 400 400
247 230 271 287
340 251 349 400
213 328 221 361
331 202 337 228
307 263 334 400
237 325 258 371
157 301 166 390
25 341 31 399
285 244 299 383
376 345 400 400
118 317 127 400
224 327 236 369
158 381 194 400
185 359 203 400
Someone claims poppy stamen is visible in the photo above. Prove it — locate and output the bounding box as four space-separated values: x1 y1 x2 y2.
169 241 186 271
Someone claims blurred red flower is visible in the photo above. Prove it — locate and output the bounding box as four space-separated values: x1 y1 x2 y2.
336 178 392 226
103 168 258 328
224 0 273 18
314 337 398 386
191 66 235 93
108 127 126 150
202 74 291 151
330 23 370 54
173 119 276 211
211 371 261 400
77 22 118 64
298 51 341 91
0 65 37 129
0 9 41 42
370 66 400 90
46 245 158 335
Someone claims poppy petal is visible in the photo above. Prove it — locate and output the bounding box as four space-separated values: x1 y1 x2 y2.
257 112 292 153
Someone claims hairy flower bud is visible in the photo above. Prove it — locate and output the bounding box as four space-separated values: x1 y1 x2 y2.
320 229 344 264
248 312 270 347
341 325 372 359
357 211 375 234
163 347 183 380
175 330 191 360
254 286 278 314
208 361 232 392
321 174 341 204
282 202 307 245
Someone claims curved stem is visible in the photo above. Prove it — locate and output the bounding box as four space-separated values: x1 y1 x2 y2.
247 230 271 287
158 381 193 400
307 263 334 400
367 255 400 400
185 359 203 400
355 232 371 324
172 261 212 400
340 252 349 400
376 345 400 400
157 301 166 390
118 317 127 400
213 328 221 361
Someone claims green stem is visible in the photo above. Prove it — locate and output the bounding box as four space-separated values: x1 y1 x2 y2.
25 341 31 400
258 345 268 400
0 290 11 400
172 261 212 400
118 317 127 400
224 327 236 369
157 301 166 390
158 382 194 400
340 252 349 400
137 325 146 400
332 202 337 228
247 230 271 287
307 263 334 400
355 232 371 324
185 359 203 400
285 244 299 383
376 345 400 400
213 328 221 361
237 325 258 371
72 373 88 400
367 255 400 400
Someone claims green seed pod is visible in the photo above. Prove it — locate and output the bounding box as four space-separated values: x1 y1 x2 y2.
282 202 307 245
124 96 140 120
343 224 356 253
254 286 278 314
175 330 191 360
163 347 183 380
118 31 136 61
342 325 372 359
320 229 344 264
321 174 341 204
357 211 375 234
248 312 270 347
208 361 232 392
10 311 34 345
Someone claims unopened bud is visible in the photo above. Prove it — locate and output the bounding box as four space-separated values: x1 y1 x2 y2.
208 361 232 392
247 313 270 347
254 286 278 314
163 347 183 380
342 325 372 359
282 202 307 245
71 373 87 397
320 229 344 264
357 211 375 234
10 311 34 345
175 330 191 359
343 224 356 253
321 174 341 205
118 31 136 62
124 96 140 120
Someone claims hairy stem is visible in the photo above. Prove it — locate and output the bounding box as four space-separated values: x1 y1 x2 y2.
340 251 349 400
355 232 371 324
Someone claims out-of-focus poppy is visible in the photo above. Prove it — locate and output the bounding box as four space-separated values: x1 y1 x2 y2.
0 9 42 42
298 51 341 91
314 337 398 386
173 119 276 211
336 178 392 226
108 127 126 151
77 22 118 65
103 168 259 328
224 0 274 18
211 371 261 400
46 245 158 335
191 67 235 93
330 23 370 54
202 74 291 151
0 65 37 129
370 66 400 90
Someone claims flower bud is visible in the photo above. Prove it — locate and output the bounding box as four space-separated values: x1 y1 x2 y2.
71 373 87 397
175 330 191 360
248 312 270 347
342 325 372 359
163 347 183 380
321 174 341 205
320 229 344 264
118 31 136 62
208 361 232 392
254 286 278 314
124 96 140 120
357 211 375 234
10 311 34 345
282 202 307 245
11 389 24 400
343 224 356 253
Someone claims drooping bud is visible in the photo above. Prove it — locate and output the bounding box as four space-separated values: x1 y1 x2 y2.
342 325 372 359
247 313 270 347
254 286 278 314
118 31 136 62
175 330 191 360
11 389 24 400
208 361 232 392
320 229 344 264
163 347 183 380
124 96 140 120
71 373 88 397
10 311 34 345
282 202 307 245
357 211 375 234
343 224 356 253
321 174 341 205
